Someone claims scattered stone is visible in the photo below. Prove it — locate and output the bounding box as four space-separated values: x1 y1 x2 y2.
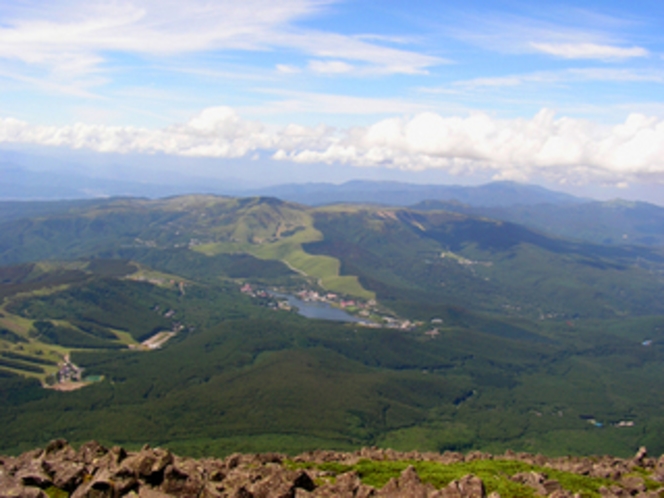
3 440 664 498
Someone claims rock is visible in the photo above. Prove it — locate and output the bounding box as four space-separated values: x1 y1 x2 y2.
139 489 173 498
252 453 285 465
42 459 88 492
311 471 364 497
599 484 628 498
359 447 388 461
542 479 564 495
230 487 253 498
457 474 486 498
511 471 546 495
621 476 646 494
248 472 295 498
109 446 128 465
439 452 465 465
511 471 565 496
548 490 574 498
71 466 139 498
44 439 70 455
635 447 648 465
161 460 206 496
0 485 48 498
119 446 173 486
225 453 244 469
591 464 623 480
76 441 109 465
71 480 116 498
433 474 486 498
466 452 491 462
0 472 24 498
376 465 434 497
15 460 53 489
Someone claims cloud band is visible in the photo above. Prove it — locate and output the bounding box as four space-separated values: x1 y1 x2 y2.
1 106 663 185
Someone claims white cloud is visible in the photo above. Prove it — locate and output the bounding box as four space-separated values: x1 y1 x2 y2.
0 0 322 60
273 109 664 184
449 11 651 63
568 68 664 83
245 91 432 116
431 68 664 94
0 67 103 98
0 0 443 82
454 76 525 88
308 60 354 74
276 64 301 74
0 106 274 157
2 107 664 185
280 31 444 74
531 42 648 59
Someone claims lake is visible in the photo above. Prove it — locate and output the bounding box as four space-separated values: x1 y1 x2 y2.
270 291 367 323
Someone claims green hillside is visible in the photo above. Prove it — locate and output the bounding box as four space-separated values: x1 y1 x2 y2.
1 195 664 458
0 196 373 298
306 206 664 319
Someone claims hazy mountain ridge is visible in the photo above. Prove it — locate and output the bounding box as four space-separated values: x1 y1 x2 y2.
250 180 586 207
4 176 662 248
413 199 664 247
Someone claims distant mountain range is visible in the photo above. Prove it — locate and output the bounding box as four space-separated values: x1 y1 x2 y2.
249 180 586 207
3 166 664 247
0 162 249 200
412 199 664 247
1 161 582 207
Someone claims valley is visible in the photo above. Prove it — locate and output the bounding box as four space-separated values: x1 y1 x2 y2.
1 194 664 459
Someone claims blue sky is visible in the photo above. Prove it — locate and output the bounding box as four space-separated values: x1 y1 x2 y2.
0 0 663 200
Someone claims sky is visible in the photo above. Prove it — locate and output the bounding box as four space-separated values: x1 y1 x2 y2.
0 0 663 201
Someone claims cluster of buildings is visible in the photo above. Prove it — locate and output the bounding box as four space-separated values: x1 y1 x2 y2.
240 283 269 298
381 316 418 331
57 355 83 384
239 283 431 332
294 289 385 315
582 416 636 429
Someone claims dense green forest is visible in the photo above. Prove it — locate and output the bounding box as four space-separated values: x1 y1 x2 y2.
1 195 664 458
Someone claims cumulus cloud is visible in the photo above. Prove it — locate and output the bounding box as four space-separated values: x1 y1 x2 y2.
275 109 664 184
2 107 664 185
0 107 274 157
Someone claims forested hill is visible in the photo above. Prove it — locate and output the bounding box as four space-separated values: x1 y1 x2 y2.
1 194 664 459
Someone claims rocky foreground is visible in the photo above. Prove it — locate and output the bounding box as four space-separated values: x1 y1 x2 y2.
2 440 664 498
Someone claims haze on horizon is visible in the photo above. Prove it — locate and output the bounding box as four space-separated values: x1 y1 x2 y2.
0 0 663 204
